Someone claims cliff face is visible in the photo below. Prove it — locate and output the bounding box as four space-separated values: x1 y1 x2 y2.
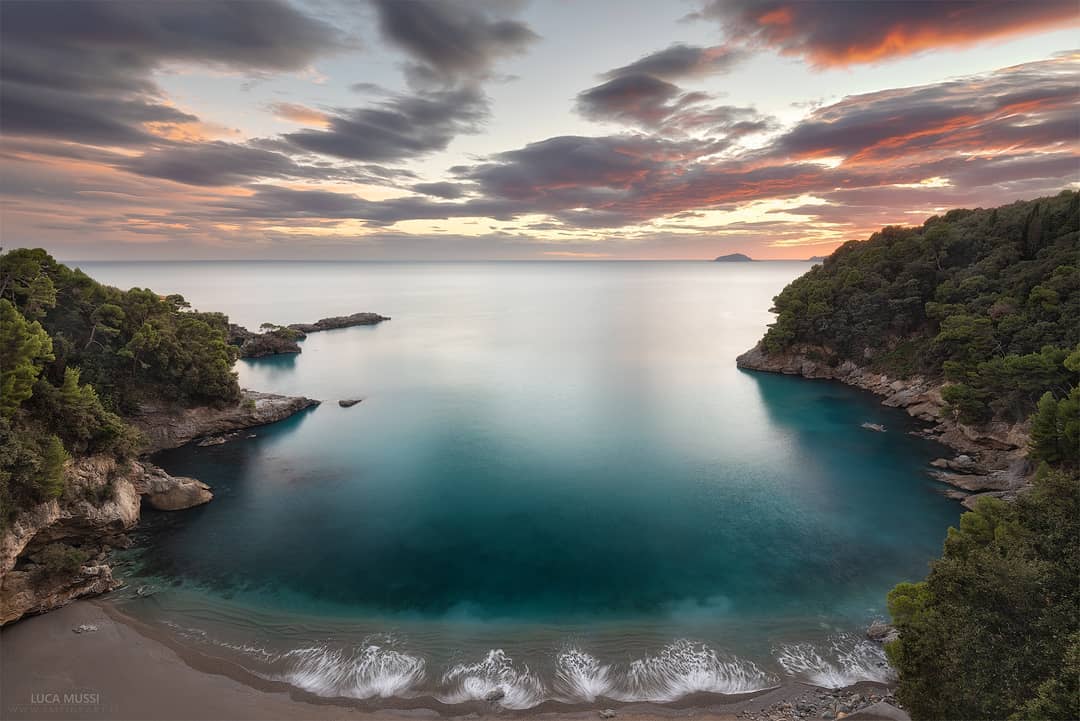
1 390 320 625
736 343 1031 504
132 389 320 453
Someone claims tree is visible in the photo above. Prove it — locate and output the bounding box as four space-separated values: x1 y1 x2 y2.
0 299 53 417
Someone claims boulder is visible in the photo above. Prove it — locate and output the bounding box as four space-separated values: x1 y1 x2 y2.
338 399 363 408
844 701 910 721
135 465 213 511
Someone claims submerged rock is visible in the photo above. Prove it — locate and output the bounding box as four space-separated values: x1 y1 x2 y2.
599 710 617 719
72 624 98 634
861 422 886 432
483 688 506 703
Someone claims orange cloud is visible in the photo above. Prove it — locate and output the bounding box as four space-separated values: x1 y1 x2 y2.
268 102 331 127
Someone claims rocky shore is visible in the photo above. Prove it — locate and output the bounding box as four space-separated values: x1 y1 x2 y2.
0 390 320 625
736 343 1032 506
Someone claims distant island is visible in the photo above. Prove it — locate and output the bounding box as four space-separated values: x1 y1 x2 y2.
806 255 827 262
713 253 754 262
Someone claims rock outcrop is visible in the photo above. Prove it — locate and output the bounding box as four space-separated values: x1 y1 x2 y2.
227 324 302 358
0 456 225 624
736 343 1032 496
288 312 389 334
132 389 320 453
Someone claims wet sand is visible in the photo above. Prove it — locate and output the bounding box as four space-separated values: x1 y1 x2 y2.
0 601 896 721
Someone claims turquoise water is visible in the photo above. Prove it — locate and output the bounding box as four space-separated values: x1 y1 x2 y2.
80 261 960 706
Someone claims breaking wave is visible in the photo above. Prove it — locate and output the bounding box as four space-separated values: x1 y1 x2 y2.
775 635 893 688
554 649 615 702
441 649 545 709
272 642 426 698
618 640 778 701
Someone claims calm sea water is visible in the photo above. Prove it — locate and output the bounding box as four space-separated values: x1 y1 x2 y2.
79 261 959 706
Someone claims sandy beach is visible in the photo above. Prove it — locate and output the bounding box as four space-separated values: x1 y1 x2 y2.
0 601 905 721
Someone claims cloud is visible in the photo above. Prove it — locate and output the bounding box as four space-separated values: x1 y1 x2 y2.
268 103 331 127
0 0 346 146
578 43 766 133
603 43 747 80
371 0 538 86
284 86 488 162
772 54 1078 163
699 0 1079 67
413 181 469 199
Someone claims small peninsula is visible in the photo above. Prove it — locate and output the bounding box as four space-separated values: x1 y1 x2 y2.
714 252 755 262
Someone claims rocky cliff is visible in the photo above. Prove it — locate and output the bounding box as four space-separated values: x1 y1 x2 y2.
1 456 142 624
736 343 1032 507
1 390 320 625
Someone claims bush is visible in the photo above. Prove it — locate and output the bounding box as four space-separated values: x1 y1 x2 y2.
33 543 89 577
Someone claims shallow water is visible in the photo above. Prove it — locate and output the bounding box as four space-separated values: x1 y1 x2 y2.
79 260 959 706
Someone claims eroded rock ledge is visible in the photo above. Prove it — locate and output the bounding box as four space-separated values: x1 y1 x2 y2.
132 389 320 453
0 457 184 625
736 343 1031 505
2 390 320 625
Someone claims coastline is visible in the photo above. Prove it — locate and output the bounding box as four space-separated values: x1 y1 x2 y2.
0 599 904 721
735 342 1032 507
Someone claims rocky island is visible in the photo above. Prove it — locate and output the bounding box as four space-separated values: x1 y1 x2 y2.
714 252 755 262
228 312 390 358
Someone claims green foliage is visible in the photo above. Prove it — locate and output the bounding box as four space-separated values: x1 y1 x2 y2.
0 298 54 417
887 467 1080 719
1 248 240 413
0 248 240 524
33 543 89 577
765 191 1080 424
1030 387 1080 467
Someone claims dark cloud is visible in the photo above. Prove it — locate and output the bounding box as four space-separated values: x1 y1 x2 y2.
772 55 1078 163
413 181 469 199
579 43 767 133
121 141 417 187
603 43 746 80
372 0 538 86
699 0 1077 66
284 86 487 162
0 0 346 146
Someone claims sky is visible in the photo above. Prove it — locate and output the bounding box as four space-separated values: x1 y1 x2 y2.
1 0 1077 260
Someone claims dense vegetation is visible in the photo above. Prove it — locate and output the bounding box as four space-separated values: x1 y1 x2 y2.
764 193 1080 719
0 249 240 525
764 191 1079 424
887 464 1079 720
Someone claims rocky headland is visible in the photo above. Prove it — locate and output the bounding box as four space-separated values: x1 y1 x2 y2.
736 342 1032 507
288 311 389 334
0 390 320 625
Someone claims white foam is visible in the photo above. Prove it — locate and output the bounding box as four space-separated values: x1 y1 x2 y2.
275 643 425 699
554 648 615 702
616 640 777 701
775 636 893 689
441 649 544 709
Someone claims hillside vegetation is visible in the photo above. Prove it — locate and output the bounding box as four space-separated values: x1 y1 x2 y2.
0 249 240 526
764 190 1079 424
757 192 1079 720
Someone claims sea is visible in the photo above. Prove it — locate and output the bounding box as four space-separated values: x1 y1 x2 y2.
74 260 960 708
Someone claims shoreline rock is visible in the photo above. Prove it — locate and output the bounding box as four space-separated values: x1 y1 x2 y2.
338 398 362 408
132 389 320 453
736 342 1031 495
